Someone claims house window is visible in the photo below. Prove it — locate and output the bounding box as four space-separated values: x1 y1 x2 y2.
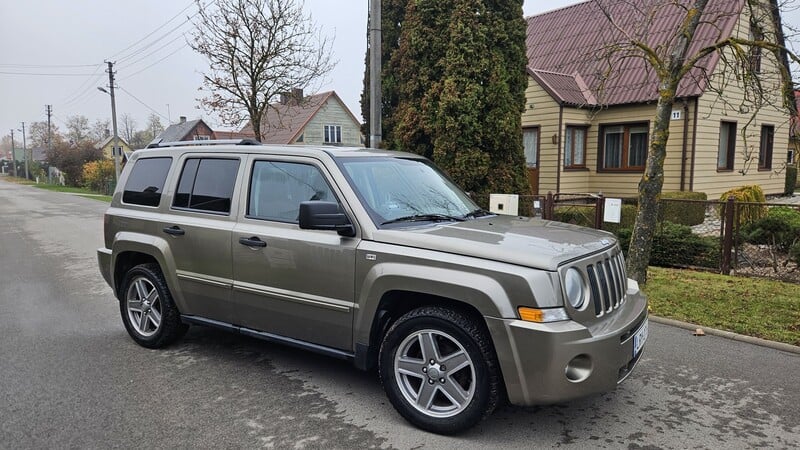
759 124 774 170
564 126 587 168
523 127 539 168
599 123 648 170
749 24 763 74
193 135 211 141
718 121 737 171
324 125 342 144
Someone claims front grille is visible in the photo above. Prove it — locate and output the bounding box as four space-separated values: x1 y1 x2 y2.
576 248 627 317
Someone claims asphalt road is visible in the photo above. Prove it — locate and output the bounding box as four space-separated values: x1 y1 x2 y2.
1 178 798 449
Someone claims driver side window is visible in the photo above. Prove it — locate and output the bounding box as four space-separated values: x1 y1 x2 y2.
247 161 335 223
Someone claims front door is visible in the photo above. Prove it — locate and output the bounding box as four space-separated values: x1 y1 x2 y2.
231 157 357 351
524 127 540 195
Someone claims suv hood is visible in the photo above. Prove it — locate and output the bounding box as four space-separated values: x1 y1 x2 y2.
371 215 615 271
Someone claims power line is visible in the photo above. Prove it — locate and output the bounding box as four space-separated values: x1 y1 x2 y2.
117 86 170 121
109 0 195 61
0 71 101 76
120 33 188 70
121 43 190 81
0 63 102 68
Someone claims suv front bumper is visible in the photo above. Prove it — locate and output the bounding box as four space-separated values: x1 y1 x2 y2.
485 292 648 406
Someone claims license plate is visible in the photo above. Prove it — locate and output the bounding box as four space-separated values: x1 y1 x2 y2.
633 319 648 357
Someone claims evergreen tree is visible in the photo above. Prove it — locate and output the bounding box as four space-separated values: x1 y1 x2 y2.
371 0 529 195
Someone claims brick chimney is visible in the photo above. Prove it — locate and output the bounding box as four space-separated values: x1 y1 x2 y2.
179 116 186 123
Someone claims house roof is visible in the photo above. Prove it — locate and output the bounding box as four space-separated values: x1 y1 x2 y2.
526 0 744 106
241 91 360 144
95 135 130 150
152 119 206 144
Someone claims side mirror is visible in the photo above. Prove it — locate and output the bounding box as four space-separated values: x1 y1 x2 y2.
298 201 356 237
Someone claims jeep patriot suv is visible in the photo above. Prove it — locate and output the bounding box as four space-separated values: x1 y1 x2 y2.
97 140 648 434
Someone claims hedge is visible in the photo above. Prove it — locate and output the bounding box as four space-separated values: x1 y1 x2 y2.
615 221 720 268
719 185 767 226
658 191 707 226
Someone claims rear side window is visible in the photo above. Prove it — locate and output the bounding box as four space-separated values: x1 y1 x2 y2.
122 157 172 207
173 158 240 214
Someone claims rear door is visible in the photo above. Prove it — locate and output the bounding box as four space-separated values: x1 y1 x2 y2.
524 127 540 195
161 154 244 323
231 156 358 350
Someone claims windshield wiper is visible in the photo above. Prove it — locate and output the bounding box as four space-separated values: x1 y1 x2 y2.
463 208 493 219
381 214 466 225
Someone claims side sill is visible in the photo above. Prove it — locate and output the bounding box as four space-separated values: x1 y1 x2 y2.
180 314 354 362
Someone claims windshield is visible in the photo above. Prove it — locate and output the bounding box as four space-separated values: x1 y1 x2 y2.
339 157 481 226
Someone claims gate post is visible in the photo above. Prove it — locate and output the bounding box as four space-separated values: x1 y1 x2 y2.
721 196 735 274
594 194 604 229
544 191 554 220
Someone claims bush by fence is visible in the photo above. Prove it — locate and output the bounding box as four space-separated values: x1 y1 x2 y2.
615 222 720 269
82 159 115 194
658 192 707 225
719 185 767 226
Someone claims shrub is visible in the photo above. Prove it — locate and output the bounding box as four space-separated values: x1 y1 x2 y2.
786 166 797 196
603 204 637 235
82 159 115 194
742 206 800 252
658 191 707 226
790 241 800 265
719 185 767 226
612 222 720 268
553 205 595 227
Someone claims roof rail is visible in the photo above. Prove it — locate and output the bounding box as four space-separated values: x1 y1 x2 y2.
146 138 261 149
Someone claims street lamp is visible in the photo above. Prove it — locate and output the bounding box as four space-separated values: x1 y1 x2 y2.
98 85 121 183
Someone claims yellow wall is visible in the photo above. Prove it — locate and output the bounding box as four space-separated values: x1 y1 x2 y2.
101 140 132 160
693 3 789 197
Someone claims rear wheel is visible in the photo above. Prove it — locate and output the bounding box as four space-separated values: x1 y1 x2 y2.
120 263 187 348
379 306 500 434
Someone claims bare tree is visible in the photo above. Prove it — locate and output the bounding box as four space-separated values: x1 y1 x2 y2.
589 0 797 282
120 113 137 143
190 0 334 141
89 119 111 144
65 115 91 145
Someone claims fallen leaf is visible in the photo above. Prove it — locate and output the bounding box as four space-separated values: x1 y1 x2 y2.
693 328 705 336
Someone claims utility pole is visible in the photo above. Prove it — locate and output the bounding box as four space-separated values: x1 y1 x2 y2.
46 105 53 184
45 105 52 153
105 61 121 183
20 122 28 180
369 0 382 149
10 129 17 178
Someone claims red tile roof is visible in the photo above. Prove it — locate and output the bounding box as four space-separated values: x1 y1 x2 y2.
527 0 744 106
240 91 359 144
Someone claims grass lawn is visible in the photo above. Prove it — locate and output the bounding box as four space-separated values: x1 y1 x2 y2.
643 266 800 346
3 176 111 202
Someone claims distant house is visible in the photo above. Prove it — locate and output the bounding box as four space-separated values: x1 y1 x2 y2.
96 136 132 160
524 0 790 197
240 89 363 146
150 117 215 145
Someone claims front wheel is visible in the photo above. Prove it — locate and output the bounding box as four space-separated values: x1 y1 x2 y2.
119 263 187 348
378 306 501 434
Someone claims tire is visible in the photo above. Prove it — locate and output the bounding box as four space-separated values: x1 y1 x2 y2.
378 306 501 435
119 263 188 348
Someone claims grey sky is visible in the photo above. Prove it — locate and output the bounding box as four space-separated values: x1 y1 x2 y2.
0 0 699 141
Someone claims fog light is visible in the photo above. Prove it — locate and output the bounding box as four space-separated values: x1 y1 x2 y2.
565 354 592 383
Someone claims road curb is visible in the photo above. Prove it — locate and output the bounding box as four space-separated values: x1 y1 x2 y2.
650 315 800 355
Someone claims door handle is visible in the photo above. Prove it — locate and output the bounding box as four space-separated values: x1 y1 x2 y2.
239 236 267 248
163 226 185 236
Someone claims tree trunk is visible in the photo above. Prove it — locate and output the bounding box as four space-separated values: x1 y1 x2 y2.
626 90 675 283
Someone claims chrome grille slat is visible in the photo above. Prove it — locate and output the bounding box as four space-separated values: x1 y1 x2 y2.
570 247 628 318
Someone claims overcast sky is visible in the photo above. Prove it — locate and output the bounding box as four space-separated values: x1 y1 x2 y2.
2 0 763 143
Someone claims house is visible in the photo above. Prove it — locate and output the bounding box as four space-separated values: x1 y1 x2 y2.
150 117 216 145
96 136 132 160
524 0 790 197
240 89 363 146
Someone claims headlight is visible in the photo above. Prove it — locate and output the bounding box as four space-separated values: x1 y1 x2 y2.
564 268 586 309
